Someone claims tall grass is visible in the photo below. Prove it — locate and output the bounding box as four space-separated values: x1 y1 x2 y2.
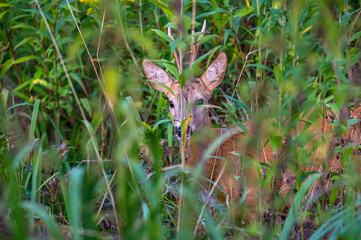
0 0 361 239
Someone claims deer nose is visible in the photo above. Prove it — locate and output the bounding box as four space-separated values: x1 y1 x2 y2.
176 126 181 138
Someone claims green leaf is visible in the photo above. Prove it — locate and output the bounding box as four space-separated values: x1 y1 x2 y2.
0 9 9 20
350 31 361 42
0 59 14 78
30 79 52 91
0 3 12 7
269 131 283 152
193 45 222 67
14 37 33 50
196 8 227 19
125 96 143 126
12 79 32 93
29 99 40 142
167 123 173 147
341 12 350 27
153 119 174 130
274 65 282 83
80 98 92 117
151 29 172 42
14 56 36 64
247 63 274 72
148 0 174 17
223 29 231 45
329 181 339 208
178 72 187 89
148 80 176 97
233 6 255 17
341 144 354 166
280 173 322 240
163 62 179 78
21 202 62 239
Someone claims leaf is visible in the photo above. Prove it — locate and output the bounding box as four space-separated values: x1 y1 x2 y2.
148 80 176 97
14 56 36 64
30 79 52 91
10 23 35 30
163 62 179 78
350 31 361 42
341 144 354 166
193 45 222 67
329 181 339 208
280 173 322 240
247 63 274 72
269 131 283 152
0 59 14 78
233 6 255 17
197 104 223 110
170 38 180 54
341 12 350 27
125 96 143 126
196 8 227 19
14 37 33 50
178 72 187 89
199 34 221 44
29 99 40 142
148 0 174 17
151 29 173 42
152 119 174 130
80 98 92 117
274 65 282 83
21 202 62 239
223 29 232 45
167 123 173 147
0 9 9 20
12 79 32 93
0 3 12 7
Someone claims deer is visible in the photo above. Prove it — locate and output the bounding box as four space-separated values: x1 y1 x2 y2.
143 50 279 219
142 27 357 221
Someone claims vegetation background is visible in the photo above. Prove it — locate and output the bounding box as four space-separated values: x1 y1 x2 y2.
0 0 361 239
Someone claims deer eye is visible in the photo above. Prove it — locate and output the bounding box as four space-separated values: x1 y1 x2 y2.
169 100 174 108
196 99 204 105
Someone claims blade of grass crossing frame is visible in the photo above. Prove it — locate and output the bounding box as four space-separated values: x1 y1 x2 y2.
29 140 43 232
22 202 62 239
68 168 84 240
125 96 142 126
280 173 322 240
29 99 40 142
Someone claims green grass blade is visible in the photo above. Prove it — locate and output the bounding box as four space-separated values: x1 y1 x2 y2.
29 99 40 142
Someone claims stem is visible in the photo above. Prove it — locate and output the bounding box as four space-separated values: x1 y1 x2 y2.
53 0 60 145
4 25 22 84
177 0 184 237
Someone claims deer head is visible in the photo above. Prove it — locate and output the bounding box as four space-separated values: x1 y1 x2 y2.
143 52 227 139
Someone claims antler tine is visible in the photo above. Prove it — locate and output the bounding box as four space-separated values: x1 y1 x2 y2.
168 27 181 73
190 20 206 66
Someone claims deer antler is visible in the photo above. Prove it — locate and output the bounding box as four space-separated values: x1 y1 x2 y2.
190 20 206 67
168 27 181 74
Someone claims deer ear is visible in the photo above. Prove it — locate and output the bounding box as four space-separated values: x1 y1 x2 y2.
201 52 227 91
143 58 174 94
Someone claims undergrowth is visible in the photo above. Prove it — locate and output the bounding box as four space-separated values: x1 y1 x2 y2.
1 0 361 239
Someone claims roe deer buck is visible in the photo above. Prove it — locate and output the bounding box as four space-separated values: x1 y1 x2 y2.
143 50 351 219
143 52 276 215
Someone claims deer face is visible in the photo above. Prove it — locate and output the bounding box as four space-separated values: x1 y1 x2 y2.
143 52 227 139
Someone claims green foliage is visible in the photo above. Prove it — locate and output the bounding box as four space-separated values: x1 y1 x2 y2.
0 0 361 239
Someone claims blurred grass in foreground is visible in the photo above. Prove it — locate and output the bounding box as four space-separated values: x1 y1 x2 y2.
0 0 361 239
